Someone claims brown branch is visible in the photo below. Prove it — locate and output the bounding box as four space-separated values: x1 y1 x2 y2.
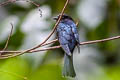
3 23 13 51
30 46 61 52
80 35 120 45
41 39 58 46
0 46 61 53
41 20 80 46
0 39 58 54
0 46 61 59
0 0 42 17
0 0 39 7
40 19 78 46
0 23 13 55
16 0 42 17
19 0 40 7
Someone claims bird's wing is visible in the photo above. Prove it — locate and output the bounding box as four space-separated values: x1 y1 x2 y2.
70 23 80 53
57 23 72 56
71 23 80 45
61 44 72 56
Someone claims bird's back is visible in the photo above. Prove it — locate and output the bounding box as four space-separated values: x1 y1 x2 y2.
57 20 77 53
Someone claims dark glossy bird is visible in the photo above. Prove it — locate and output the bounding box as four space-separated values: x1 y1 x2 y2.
54 14 80 77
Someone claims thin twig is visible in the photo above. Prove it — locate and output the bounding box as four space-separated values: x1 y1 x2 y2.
3 23 13 51
0 46 61 53
0 46 61 59
80 35 120 45
0 23 13 55
30 46 61 52
0 0 39 7
18 0 40 7
23 0 69 51
40 18 78 47
0 0 42 17
0 38 58 54
41 39 58 46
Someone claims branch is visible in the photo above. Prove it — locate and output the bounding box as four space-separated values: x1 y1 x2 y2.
80 35 120 45
41 39 58 46
0 0 42 16
0 23 13 55
0 0 42 17
0 0 39 7
24 0 70 51
0 46 61 59
3 23 13 51
0 46 61 53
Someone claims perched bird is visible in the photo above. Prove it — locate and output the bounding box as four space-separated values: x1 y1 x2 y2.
53 14 80 77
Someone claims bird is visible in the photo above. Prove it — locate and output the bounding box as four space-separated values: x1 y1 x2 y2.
53 14 80 77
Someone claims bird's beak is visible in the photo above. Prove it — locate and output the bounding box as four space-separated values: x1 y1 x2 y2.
53 16 58 20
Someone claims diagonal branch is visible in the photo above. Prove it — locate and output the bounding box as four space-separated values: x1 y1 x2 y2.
23 0 70 51
0 23 13 55
7 0 70 57
41 39 58 46
3 23 13 51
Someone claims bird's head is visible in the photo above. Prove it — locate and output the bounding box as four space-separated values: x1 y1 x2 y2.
53 14 73 21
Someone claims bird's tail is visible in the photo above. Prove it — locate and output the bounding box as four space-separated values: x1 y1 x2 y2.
62 54 76 77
